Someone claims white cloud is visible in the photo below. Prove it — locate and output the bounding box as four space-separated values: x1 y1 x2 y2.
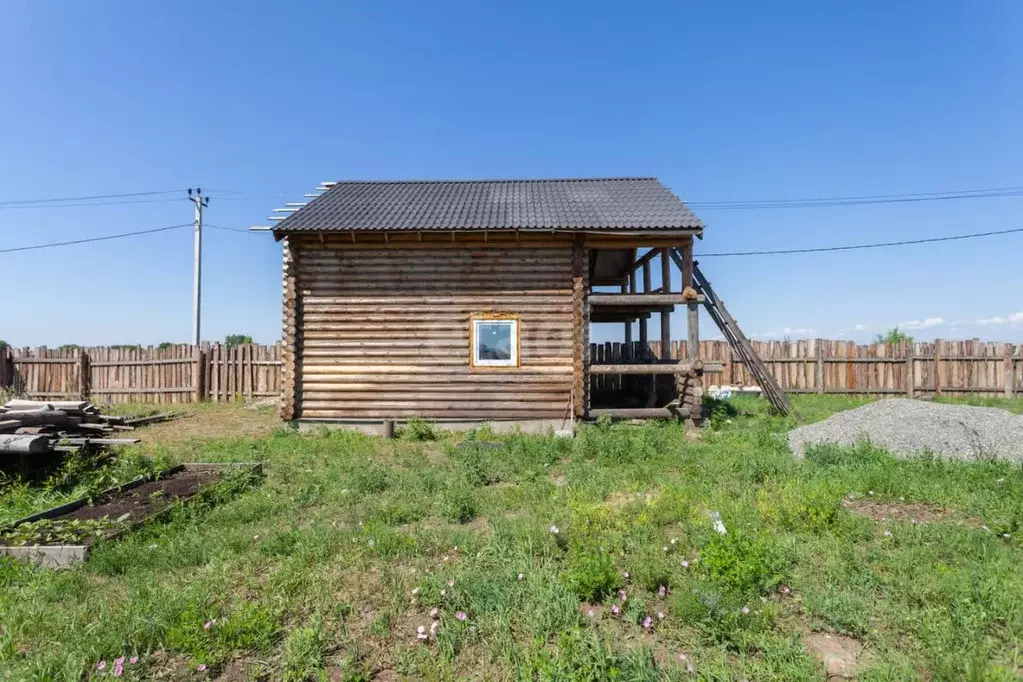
853 324 869 332
975 312 1023 326
899 317 945 330
752 327 816 339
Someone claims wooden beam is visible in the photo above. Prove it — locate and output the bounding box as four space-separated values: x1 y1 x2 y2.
622 281 632 346
589 362 722 375
589 294 701 305
660 249 671 360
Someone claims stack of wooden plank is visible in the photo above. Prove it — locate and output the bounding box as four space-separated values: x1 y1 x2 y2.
0 400 179 457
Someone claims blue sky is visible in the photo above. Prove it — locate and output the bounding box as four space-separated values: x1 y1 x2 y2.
2 1 1022 346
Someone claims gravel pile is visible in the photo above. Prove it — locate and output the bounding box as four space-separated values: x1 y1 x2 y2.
789 399 1023 462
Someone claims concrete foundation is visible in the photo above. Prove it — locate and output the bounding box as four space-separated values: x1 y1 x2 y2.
294 418 574 437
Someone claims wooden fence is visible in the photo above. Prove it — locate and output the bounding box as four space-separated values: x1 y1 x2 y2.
0 344 282 404
2 338 1020 404
590 339 1022 397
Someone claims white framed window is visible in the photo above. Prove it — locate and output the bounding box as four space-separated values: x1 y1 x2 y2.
470 314 519 368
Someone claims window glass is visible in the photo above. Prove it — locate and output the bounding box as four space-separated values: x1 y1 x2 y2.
472 318 517 367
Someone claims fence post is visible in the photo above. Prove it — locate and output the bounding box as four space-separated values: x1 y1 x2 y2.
79 351 91 399
934 339 943 396
815 339 825 394
906 342 915 399
1005 345 1015 398
195 346 207 402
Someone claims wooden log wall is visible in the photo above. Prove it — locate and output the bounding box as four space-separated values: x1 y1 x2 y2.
592 339 1023 397
292 237 577 419
2 344 281 404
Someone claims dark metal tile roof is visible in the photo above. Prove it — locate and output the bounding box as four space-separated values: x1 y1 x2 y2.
272 178 703 233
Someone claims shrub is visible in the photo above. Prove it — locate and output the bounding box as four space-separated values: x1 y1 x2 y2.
451 442 495 486
672 583 774 649
563 548 621 602
700 529 787 597
758 483 842 533
400 418 437 442
225 334 253 347
351 464 389 495
441 482 479 524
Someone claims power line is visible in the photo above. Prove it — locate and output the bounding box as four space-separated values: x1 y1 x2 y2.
690 186 1023 210
0 189 186 207
0 198 186 210
0 224 191 254
695 226 1023 257
206 224 258 234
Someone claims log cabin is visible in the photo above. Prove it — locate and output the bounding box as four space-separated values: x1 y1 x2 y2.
270 178 708 431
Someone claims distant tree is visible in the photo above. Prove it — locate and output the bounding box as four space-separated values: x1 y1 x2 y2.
58 344 80 352
110 344 142 350
225 334 253 348
157 341 175 350
874 327 913 344
0 340 7 348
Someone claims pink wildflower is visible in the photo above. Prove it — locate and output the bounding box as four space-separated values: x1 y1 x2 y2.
657 611 665 620
617 589 627 602
680 559 690 569
455 611 467 621
611 604 620 616
113 661 124 677
204 618 216 630
622 571 630 579
779 585 791 596
97 660 107 671
658 585 668 598
430 608 439 619
883 529 893 537
430 621 440 635
129 656 138 664
198 664 208 672
642 616 653 630
447 579 455 587
417 625 428 641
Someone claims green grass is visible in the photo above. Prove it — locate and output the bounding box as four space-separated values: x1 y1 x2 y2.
1 397 1023 680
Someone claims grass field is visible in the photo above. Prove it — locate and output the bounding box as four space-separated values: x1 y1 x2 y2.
1 396 1023 680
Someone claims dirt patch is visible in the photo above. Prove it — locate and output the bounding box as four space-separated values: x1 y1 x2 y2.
127 403 279 452
214 658 263 681
804 632 874 680
66 469 220 525
843 499 973 526
578 602 602 620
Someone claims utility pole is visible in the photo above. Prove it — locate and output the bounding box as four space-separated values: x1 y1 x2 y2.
188 188 209 346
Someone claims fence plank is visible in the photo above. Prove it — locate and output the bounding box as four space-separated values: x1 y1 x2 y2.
3 340 1021 403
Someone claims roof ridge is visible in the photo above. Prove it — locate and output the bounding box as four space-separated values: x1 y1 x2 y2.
324 177 660 185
